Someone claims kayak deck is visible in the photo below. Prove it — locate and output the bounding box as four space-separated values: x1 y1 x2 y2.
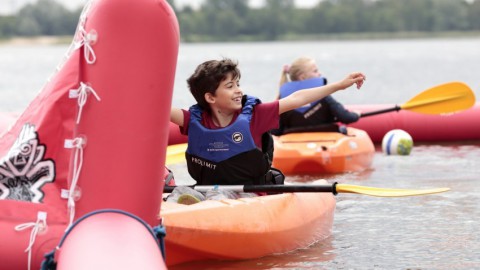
160 181 335 266
272 127 375 175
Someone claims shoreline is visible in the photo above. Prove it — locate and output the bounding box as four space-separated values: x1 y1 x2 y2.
1 31 479 46
0 36 73 46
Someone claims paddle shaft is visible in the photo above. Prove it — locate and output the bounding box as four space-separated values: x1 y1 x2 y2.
360 105 401 117
163 183 449 197
164 183 337 194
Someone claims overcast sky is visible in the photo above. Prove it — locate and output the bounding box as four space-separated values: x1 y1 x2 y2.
175 0 320 8
0 0 320 14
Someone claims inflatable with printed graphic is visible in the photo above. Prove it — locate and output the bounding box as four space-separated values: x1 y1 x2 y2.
0 0 178 269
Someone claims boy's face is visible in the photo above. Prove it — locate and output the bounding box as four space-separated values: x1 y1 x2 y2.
208 73 243 112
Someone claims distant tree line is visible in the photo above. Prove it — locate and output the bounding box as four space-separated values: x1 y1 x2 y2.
1 0 479 41
170 0 480 41
0 0 81 38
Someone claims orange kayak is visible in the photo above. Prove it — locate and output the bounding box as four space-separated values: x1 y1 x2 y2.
160 180 335 266
272 127 375 175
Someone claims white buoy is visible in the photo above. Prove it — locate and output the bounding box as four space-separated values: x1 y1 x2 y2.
382 129 413 155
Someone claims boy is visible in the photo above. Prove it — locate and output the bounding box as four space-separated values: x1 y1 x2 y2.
169 58 365 203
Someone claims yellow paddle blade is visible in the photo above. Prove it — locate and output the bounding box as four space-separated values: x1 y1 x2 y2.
401 82 475 115
336 184 450 197
166 143 187 165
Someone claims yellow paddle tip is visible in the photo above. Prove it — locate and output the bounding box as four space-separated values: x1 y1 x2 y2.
336 184 450 197
402 81 475 115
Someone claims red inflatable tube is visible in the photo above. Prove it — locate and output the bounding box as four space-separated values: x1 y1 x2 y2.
0 0 179 269
72 0 179 226
168 121 187 145
167 103 480 145
347 103 480 143
54 210 167 270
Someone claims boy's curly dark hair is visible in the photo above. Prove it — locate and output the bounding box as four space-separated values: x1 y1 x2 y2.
187 58 241 110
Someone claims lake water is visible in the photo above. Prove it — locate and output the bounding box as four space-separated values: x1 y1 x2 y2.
1 38 480 269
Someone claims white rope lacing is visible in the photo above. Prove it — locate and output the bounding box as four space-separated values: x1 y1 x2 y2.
51 0 94 75
64 137 86 228
14 211 48 270
74 25 98 65
69 82 101 124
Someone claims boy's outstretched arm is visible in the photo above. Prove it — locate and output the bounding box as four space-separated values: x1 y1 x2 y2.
278 72 365 114
171 107 184 127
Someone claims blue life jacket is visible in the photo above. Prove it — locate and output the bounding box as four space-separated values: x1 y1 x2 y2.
186 95 272 185
279 77 327 113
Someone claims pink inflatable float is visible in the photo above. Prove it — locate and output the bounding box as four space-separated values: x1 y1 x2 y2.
347 103 480 143
166 103 480 145
0 0 178 269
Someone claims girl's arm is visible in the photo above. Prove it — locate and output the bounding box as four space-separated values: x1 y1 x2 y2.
324 95 360 123
278 72 365 114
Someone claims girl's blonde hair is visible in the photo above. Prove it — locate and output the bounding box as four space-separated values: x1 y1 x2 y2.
279 57 316 87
